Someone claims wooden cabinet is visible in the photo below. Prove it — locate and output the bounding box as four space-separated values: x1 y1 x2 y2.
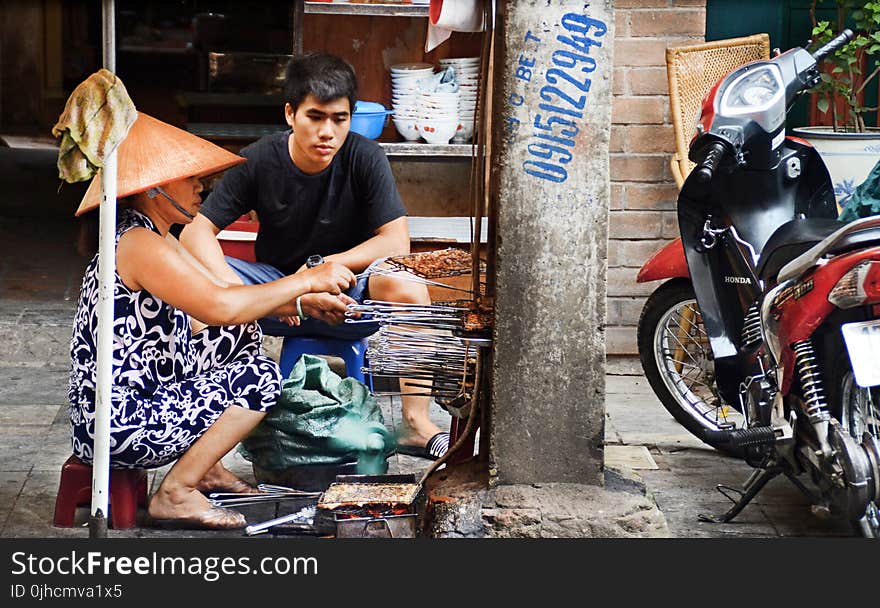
293 1 486 238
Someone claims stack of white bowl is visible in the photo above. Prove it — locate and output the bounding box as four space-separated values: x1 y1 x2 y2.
390 62 434 142
439 57 480 142
415 89 460 144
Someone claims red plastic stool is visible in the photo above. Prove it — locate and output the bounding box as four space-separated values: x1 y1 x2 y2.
53 455 148 529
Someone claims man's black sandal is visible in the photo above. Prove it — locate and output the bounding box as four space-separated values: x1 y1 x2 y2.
395 432 450 461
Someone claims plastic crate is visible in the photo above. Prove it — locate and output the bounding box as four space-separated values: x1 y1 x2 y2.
218 215 258 262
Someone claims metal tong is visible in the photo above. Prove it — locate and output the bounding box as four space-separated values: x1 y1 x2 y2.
208 484 321 508
244 505 317 536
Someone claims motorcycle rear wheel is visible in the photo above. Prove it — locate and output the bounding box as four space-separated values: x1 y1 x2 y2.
838 368 880 538
637 279 744 455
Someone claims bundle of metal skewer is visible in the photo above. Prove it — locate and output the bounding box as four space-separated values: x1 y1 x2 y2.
360 325 477 401
344 299 488 410
345 250 494 410
346 300 469 330
207 484 321 508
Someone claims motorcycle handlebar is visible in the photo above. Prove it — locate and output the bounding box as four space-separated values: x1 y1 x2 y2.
693 141 728 185
812 29 854 63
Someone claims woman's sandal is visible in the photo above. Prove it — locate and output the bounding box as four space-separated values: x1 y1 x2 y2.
150 506 247 530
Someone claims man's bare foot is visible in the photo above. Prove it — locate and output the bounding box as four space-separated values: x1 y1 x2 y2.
196 462 260 494
397 421 443 449
148 482 246 529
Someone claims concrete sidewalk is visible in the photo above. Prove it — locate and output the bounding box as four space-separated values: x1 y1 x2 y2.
605 376 852 537
0 298 445 538
0 217 857 538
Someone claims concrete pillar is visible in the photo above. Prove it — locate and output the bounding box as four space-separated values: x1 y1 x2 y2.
489 0 614 485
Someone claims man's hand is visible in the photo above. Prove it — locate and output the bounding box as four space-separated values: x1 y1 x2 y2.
301 261 355 294
300 293 358 325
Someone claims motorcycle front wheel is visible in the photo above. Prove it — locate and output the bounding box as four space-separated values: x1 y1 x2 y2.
838 368 880 538
637 279 744 454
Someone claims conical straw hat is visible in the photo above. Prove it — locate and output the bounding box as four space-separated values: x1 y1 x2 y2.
76 113 245 216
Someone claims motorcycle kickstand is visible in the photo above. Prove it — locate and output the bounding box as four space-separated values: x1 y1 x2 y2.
698 465 783 524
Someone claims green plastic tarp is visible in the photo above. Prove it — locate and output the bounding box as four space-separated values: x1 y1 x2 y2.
238 354 389 469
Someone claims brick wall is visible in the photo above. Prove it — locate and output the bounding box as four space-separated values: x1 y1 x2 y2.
607 0 706 364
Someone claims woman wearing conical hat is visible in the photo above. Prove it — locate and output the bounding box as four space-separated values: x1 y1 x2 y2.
67 113 356 529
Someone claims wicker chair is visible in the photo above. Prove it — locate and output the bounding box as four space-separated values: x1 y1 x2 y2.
666 34 771 188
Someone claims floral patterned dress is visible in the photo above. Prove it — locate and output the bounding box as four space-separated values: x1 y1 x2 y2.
68 208 281 469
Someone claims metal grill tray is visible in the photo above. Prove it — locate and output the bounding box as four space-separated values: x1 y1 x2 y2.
317 474 421 510
387 249 485 279
314 474 422 536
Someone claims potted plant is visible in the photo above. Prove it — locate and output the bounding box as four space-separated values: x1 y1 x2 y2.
792 0 880 203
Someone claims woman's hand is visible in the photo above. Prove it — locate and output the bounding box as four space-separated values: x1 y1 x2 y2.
301 261 355 295
300 293 357 325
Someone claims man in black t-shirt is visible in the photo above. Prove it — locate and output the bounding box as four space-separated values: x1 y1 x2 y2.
180 53 448 460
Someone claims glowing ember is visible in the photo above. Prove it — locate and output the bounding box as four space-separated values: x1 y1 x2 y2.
335 504 410 519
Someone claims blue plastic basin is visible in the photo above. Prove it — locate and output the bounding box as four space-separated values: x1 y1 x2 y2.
350 101 392 140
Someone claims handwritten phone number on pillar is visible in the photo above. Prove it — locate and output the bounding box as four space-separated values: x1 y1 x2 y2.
506 12 607 184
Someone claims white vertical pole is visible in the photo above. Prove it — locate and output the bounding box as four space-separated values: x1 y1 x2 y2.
90 0 117 538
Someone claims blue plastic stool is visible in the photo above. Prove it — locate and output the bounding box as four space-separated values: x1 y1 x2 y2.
278 336 369 384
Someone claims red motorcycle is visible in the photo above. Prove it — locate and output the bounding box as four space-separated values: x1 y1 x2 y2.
636 30 880 535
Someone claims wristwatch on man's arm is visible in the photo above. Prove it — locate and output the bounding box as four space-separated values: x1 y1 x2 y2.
296 255 324 320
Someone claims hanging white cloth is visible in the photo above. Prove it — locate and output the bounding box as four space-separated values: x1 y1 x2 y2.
426 0 486 53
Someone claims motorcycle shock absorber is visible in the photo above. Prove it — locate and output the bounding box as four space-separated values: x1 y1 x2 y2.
791 339 831 424
792 339 834 458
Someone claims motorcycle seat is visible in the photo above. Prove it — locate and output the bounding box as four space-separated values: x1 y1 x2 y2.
757 217 880 282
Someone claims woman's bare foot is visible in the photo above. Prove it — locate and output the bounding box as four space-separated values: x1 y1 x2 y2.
196 462 260 494
148 480 246 529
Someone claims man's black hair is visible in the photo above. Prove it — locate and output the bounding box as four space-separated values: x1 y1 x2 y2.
283 52 358 113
